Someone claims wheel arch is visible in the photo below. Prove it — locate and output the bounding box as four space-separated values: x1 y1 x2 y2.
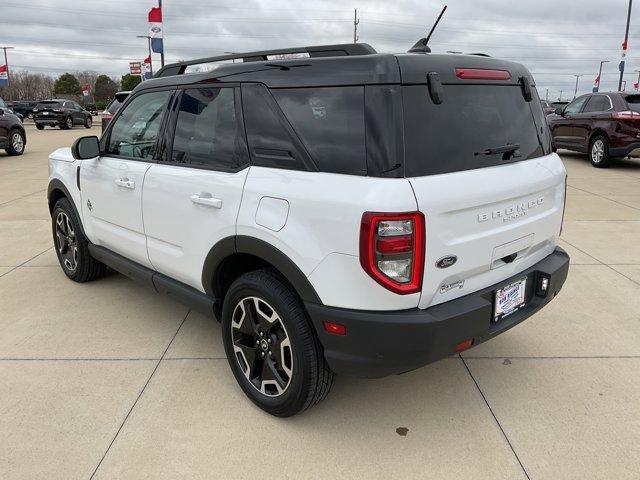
47 179 85 235
203 236 323 316
588 128 609 147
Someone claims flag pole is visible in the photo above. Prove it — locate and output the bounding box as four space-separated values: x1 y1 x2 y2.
618 0 633 91
159 0 165 67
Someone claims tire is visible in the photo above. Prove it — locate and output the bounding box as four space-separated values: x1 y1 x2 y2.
5 129 25 156
35 123 44 130
222 269 334 417
51 198 106 283
60 116 73 130
589 134 613 168
84 116 92 128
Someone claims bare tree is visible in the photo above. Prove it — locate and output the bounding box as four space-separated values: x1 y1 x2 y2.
0 70 55 100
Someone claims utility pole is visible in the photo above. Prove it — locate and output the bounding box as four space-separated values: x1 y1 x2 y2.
559 90 563 101
136 35 153 75
159 0 165 67
623 79 627 90
594 60 609 92
619 0 633 91
545 89 549 101
0 46 14 84
353 9 359 43
573 74 584 99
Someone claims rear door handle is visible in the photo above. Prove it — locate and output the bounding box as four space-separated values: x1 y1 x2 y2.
115 178 135 189
190 193 222 209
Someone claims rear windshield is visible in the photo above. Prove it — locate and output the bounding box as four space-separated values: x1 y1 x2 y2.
106 98 125 114
626 95 640 112
36 101 62 109
403 85 548 177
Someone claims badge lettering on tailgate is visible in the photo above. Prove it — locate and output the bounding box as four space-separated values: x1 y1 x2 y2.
478 196 545 223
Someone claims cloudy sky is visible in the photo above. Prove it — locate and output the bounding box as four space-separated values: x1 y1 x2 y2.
1 0 639 100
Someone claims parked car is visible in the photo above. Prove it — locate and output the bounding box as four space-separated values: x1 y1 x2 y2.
547 92 640 167
540 99 555 116
0 98 24 122
551 101 569 110
100 91 130 132
33 99 93 130
47 43 569 416
0 106 26 155
8 100 38 119
84 103 99 115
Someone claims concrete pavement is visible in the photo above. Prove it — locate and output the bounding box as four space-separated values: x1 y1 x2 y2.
1 125 639 479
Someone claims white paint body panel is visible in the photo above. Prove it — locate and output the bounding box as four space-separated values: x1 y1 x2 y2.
237 167 420 310
142 164 249 291
80 156 152 268
409 153 566 309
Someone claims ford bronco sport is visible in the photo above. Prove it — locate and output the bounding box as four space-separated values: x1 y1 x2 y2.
47 43 569 416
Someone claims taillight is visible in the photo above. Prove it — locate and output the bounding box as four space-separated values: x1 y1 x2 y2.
360 212 425 295
560 174 567 236
455 68 511 80
612 110 637 120
53 108 64 113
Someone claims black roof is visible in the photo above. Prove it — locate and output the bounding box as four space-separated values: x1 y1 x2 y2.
135 43 533 92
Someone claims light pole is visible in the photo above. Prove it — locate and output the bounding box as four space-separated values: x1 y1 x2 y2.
136 35 153 76
0 46 14 84
635 69 640 90
619 0 633 91
573 74 584 99
594 60 609 92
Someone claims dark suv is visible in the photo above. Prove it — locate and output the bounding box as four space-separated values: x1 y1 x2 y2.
34 100 93 130
548 92 640 167
0 106 26 155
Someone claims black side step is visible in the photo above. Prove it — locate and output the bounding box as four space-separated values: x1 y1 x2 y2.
88 244 216 316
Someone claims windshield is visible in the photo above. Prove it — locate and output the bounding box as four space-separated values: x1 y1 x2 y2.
0 98 6 108
403 84 549 177
36 101 62 109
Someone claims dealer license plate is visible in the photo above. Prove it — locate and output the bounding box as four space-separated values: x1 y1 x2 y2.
494 278 527 322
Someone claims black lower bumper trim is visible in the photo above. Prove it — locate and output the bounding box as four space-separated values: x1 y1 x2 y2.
306 247 570 378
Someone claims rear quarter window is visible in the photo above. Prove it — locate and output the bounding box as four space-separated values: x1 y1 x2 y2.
626 95 640 112
272 87 366 175
403 85 546 177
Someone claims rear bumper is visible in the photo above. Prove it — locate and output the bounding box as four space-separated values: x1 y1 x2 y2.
610 141 640 157
306 247 570 378
35 116 63 125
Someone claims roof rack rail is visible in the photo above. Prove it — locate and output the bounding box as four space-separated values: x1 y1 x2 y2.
155 43 377 78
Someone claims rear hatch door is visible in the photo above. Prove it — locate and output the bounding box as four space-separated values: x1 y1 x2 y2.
398 56 566 309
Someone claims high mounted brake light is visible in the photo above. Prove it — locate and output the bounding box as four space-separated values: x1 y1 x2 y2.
360 212 425 295
455 68 511 80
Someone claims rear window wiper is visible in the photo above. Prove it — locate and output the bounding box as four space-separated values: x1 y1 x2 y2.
475 143 521 159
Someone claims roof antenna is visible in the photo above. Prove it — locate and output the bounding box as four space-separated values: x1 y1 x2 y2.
408 5 447 53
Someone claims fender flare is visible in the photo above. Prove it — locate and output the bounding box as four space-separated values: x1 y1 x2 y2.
201 235 322 305
47 178 85 235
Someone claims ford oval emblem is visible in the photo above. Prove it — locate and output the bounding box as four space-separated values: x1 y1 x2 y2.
436 255 457 269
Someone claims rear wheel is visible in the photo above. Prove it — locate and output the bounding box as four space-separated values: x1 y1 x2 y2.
589 134 613 168
60 116 73 130
35 123 44 130
52 198 106 282
5 129 25 156
222 269 334 416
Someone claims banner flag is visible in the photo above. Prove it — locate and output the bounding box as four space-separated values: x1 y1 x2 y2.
619 40 627 73
0 64 8 86
592 74 600 93
148 7 164 54
143 56 153 80
82 85 90 97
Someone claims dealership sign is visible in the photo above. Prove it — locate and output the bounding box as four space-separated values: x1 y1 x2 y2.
0 64 8 86
129 61 142 75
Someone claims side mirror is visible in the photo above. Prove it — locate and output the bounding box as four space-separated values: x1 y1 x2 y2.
554 107 564 116
71 136 100 160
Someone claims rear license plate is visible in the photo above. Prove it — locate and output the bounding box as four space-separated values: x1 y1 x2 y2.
42 112 49 115
494 278 527 322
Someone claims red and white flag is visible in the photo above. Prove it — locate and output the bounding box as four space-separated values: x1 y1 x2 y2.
592 74 600 92
0 64 8 86
148 7 163 54
143 55 153 80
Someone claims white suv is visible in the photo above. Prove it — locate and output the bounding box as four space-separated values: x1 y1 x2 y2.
47 44 569 416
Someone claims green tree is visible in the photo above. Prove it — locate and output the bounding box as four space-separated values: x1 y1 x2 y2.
94 75 119 103
121 73 142 91
53 73 81 95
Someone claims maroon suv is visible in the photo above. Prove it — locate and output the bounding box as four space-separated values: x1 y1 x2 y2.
547 92 640 167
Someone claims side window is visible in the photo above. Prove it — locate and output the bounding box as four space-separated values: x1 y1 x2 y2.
171 88 242 169
106 90 171 159
241 84 313 171
564 96 589 115
272 87 366 175
583 95 610 113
